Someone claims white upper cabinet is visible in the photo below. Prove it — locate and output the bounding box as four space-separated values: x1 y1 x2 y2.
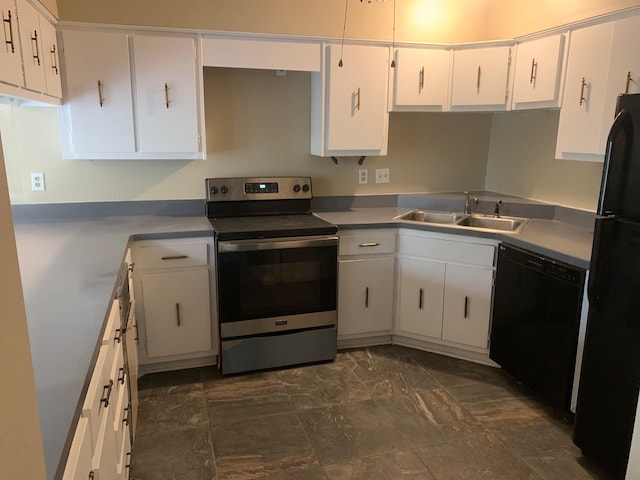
0 0 22 87
450 45 512 110
60 28 205 160
511 33 566 109
311 43 389 156
132 34 200 154
391 47 450 111
603 15 640 115
16 0 60 97
555 22 615 161
61 29 136 156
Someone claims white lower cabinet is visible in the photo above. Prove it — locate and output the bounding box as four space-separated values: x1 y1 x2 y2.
132 237 217 373
441 263 494 348
337 229 396 345
396 229 496 355
141 268 212 358
397 257 446 339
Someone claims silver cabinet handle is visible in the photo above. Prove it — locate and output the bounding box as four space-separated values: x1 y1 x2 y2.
2 10 15 53
464 296 469 319
419 288 424 310
476 65 481 90
161 255 188 260
164 82 170 109
100 380 114 408
579 77 587 106
50 44 58 75
176 302 181 327
30 30 40 65
358 242 380 248
365 286 369 308
419 66 425 92
530 58 537 84
97 81 104 107
356 87 361 111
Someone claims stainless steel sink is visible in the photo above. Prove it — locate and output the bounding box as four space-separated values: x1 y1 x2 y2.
457 215 526 232
395 210 465 225
394 209 529 234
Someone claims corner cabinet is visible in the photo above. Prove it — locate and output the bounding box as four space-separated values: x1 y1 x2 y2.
556 16 640 162
450 44 513 111
395 229 497 362
59 28 205 160
337 229 396 347
511 33 567 110
311 43 390 157
390 47 451 111
132 238 217 375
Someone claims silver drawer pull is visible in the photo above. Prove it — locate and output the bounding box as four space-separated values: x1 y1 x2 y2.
161 255 188 260
358 242 380 248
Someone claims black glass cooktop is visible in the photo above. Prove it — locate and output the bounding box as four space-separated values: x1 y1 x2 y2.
210 214 337 241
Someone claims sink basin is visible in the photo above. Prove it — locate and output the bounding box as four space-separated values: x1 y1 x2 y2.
457 215 526 232
394 210 465 225
395 209 528 234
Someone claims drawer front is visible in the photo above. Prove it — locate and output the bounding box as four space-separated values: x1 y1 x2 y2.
400 235 495 267
102 299 123 347
339 230 396 256
82 344 115 452
136 243 208 270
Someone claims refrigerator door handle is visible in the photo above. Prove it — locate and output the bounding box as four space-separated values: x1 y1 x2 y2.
587 217 616 311
598 107 634 216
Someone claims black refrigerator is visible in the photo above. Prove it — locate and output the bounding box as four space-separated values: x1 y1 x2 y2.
574 93 640 479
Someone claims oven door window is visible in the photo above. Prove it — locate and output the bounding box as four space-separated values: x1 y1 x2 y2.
217 245 337 322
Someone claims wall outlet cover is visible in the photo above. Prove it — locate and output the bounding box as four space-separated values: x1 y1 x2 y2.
358 168 368 185
31 172 45 191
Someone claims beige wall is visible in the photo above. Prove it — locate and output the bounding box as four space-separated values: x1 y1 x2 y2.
486 0 640 39
0 137 47 480
57 0 489 44
485 110 604 211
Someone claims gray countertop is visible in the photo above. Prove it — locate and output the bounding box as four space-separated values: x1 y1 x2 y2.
13 215 212 479
14 205 593 478
315 208 593 268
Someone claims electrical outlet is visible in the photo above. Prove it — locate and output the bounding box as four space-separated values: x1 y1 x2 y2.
375 168 390 184
358 168 368 185
31 172 45 191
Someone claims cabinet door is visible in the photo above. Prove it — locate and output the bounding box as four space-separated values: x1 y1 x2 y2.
442 264 493 348
124 308 138 438
512 34 565 109
338 257 394 337
555 22 615 161
392 47 450 110
142 267 212 358
17 0 45 92
451 45 511 109
397 256 446 339
62 29 135 154
0 0 23 87
604 16 640 115
40 18 61 97
325 44 389 151
132 34 200 153
62 418 93 480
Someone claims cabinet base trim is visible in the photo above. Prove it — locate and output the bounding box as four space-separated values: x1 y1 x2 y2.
392 335 499 367
138 355 217 377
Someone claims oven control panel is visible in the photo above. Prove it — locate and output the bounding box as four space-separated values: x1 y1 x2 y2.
206 177 312 201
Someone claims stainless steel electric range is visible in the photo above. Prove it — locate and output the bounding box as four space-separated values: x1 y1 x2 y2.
205 176 338 375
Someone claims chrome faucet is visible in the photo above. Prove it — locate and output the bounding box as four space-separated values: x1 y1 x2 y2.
463 191 477 215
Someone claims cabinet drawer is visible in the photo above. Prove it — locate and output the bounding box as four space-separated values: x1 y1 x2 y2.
136 243 208 269
400 235 495 267
339 230 396 256
62 417 93 480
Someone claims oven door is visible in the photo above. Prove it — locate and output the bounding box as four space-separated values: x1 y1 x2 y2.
216 235 338 338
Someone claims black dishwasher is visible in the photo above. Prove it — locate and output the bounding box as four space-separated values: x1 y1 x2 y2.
490 243 586 413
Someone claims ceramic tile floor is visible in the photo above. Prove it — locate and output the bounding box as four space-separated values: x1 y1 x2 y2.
130 345 615 480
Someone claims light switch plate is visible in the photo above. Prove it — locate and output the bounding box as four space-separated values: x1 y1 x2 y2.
375 168 390 184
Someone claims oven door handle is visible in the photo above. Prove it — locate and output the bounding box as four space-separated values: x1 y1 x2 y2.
217 235 339 252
